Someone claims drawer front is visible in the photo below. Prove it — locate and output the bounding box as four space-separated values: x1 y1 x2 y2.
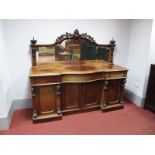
30 76 61 85
62 73 104 83
105 71 127 79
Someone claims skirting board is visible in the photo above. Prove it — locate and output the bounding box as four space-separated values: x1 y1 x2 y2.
124 88 145 107
0 98 32 130
0 90 145 130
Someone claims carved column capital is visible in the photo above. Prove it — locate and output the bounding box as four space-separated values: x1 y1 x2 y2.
104 80 109 90
31 87 36 97
122 79 126 88
56 85 61 95
56 84 61 115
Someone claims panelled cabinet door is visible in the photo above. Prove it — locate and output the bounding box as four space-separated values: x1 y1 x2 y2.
37 86 57 115
61 83 80 111
104 79 124 106
61 81 102 112
83 81 102 107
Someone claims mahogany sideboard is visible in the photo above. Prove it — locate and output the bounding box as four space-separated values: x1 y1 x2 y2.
29 29 128 122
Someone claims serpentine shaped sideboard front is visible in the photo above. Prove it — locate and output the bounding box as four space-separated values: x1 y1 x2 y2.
30 60 127 122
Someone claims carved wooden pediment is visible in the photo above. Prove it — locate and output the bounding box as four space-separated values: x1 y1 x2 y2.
55 29 96 44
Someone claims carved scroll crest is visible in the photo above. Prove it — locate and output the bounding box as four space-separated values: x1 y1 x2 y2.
55 29 96 43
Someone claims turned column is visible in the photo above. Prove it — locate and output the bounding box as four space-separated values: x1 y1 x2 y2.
30 38 37 67
109 39 116 64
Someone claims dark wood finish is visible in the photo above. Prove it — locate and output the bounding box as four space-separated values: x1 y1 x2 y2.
61 83 81 111
84 81 101 107
30 38 37 66
102 79 123 107
30 76 61 85
144 64 155 112
29 30 128 122
30 60 128 77
30 60 127 121
32 85 62 122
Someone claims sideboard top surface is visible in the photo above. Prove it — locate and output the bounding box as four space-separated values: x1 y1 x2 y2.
30 60 128 77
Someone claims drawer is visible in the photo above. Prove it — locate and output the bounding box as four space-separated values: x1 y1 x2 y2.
105 71 127 79
30 75 61 85
62 73 104 83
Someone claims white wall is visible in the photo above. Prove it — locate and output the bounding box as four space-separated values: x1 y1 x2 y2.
147 20 155 66
0 20 12 117
125 19 153 103
142 20 155 97
2 19 131 106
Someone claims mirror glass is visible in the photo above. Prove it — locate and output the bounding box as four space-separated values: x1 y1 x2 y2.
37 47 55 65
36 40 110 65
55 40 80 61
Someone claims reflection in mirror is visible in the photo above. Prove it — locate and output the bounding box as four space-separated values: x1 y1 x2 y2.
80 40 110 61
96 46 110 61
37 47 55 65
36 40 111 65
55 40 81 61
55 40 110 62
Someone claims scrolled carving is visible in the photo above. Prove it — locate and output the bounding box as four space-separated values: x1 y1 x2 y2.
56 85 61 115
55 29 96 43
31 87 36 97
119 79 127 105
81 33 95 42
73 29 79 38
122 79 126 88
104 80 109 90
56 85 61 95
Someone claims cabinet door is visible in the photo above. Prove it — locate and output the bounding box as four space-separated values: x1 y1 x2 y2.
61 81 102 111
83 81 102 107
61 84 80 111
104 79 124 106
37 86 57 115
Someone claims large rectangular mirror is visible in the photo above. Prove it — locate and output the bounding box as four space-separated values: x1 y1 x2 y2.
36 40 111 65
